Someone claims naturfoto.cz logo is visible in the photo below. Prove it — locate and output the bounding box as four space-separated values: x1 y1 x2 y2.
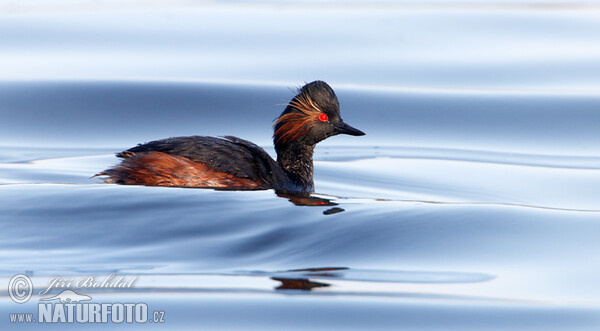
8 274 166 324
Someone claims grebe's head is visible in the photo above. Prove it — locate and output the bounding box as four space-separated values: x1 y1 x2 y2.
273 81 365 149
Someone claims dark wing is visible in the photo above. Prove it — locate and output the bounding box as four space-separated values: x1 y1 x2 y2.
122 136 284 185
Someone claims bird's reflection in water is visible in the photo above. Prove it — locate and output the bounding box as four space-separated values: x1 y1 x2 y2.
276 192 345 215
272 278 330 291
271 267 348 291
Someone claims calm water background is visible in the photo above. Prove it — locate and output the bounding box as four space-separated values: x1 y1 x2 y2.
1 1 600 329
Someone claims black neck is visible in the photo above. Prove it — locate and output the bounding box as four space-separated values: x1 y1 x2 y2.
276 143 315 192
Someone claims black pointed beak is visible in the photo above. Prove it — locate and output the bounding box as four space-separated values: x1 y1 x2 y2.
335 122 365 136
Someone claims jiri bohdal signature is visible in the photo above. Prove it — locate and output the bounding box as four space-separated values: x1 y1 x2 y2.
40 274 137 295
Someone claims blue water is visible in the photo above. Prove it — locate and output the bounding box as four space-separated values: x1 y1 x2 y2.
2 1 600 330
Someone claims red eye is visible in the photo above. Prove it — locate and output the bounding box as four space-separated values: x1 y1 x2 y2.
319 114 329 122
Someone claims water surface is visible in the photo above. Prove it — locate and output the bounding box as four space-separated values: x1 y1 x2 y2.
1 1 600 330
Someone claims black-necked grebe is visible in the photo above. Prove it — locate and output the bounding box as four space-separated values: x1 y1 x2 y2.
96 81 365 193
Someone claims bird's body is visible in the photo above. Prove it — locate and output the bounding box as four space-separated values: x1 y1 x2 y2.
96 81 364 193
102 135 302 191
